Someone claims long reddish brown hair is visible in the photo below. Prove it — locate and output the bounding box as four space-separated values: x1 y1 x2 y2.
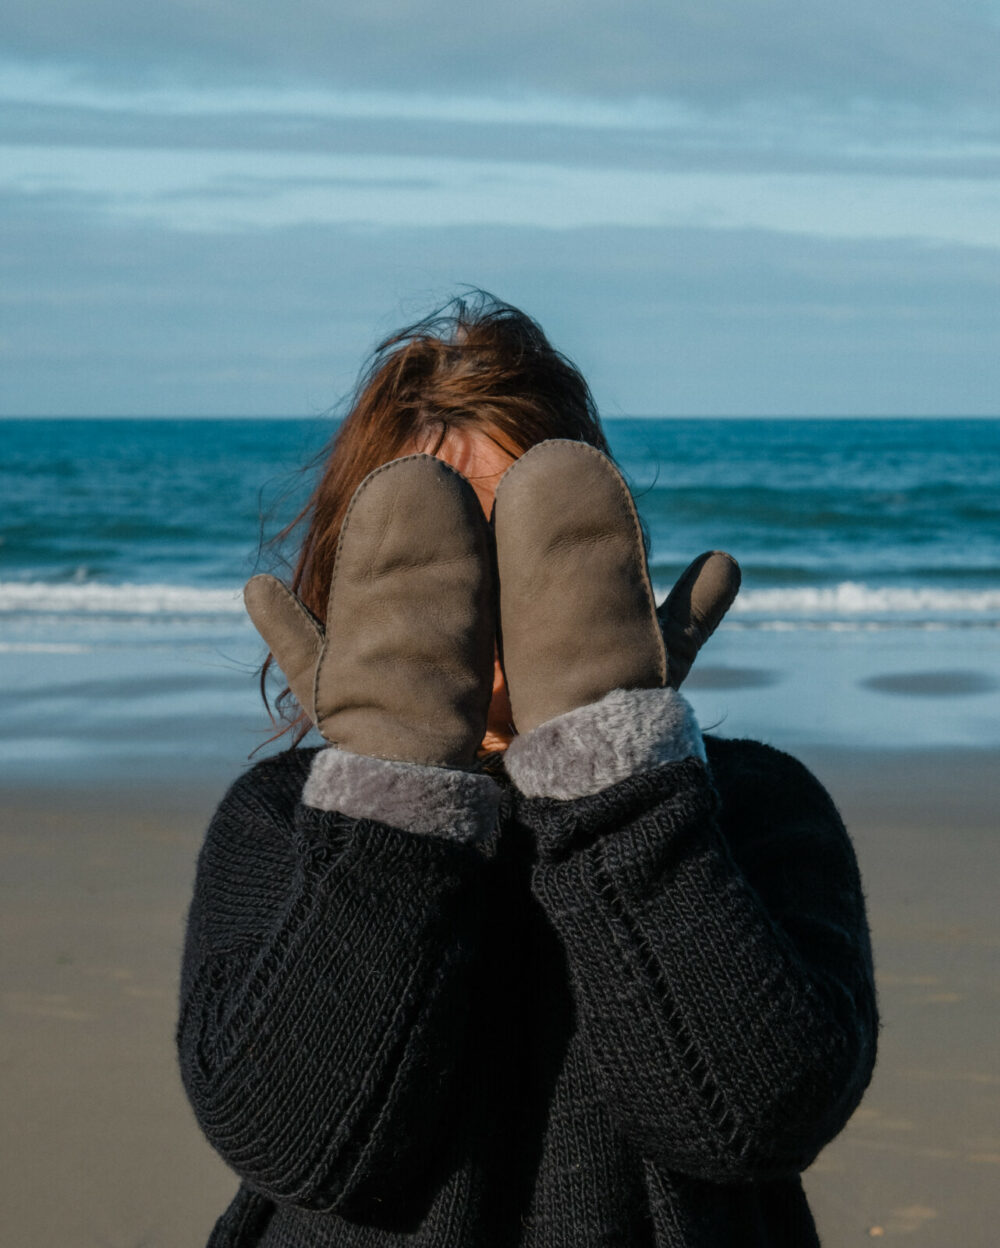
262 291 610 743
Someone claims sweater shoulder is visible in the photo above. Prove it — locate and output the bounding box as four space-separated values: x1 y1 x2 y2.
701 737 874 995
702 735 850 870
211 745 322 832
704 735 840 818
191 747 324 953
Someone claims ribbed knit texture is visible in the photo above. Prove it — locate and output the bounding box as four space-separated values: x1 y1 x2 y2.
178 736 878 1247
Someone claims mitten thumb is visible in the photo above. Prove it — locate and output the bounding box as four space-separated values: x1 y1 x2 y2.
656 551 741 689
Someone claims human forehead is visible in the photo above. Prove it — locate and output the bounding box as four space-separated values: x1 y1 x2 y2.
433 426 518 476
412 426 520 511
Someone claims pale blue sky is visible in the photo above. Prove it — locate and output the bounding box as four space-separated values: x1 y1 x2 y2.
3 1 1000 415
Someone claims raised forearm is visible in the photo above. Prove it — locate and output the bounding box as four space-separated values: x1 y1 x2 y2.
513 696 877 1181
178 773 489 1209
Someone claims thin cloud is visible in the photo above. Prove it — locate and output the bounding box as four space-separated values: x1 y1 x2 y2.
6 60 1000 186
4 141 1000 249
6 0 1000 105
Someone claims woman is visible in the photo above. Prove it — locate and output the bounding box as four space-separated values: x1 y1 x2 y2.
177 294 878 1247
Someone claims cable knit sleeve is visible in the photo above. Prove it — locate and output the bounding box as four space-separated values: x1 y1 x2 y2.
176 749 489 1214
516 732 878 1183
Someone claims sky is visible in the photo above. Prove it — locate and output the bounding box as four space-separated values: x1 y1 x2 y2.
3 1 1000 416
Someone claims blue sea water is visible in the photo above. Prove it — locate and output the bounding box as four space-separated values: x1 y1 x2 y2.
2 417 999 782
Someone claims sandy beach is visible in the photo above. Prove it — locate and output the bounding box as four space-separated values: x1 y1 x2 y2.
2 746 997 1248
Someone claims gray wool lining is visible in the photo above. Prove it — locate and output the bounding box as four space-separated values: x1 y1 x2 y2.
302 747 501 843
504 686 706 800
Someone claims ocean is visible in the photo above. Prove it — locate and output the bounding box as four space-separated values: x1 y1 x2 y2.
2 417 999 785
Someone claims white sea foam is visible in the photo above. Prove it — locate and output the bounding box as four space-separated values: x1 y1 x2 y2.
0 581 244 615
0 641 92 653
731 583 1000 617
649 579 1000 623
3 579 999 624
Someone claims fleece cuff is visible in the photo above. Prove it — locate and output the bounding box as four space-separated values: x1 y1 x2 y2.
504 686 705 800
302 747 501 844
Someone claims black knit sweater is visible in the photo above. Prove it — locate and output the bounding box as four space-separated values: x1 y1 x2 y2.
177 736 878 1247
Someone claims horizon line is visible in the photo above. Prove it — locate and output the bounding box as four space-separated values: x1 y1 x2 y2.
3 412 999 422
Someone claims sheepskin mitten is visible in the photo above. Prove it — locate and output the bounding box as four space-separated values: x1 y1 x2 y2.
504 685 705 800
492 439 739 736
245 454 495 769
303 746 501 844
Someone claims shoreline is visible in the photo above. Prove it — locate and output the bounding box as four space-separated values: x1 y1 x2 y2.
4 736 996 817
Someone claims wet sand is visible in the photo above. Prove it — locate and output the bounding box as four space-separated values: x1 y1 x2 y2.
798 748 1000 1246
2 747 998 1247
